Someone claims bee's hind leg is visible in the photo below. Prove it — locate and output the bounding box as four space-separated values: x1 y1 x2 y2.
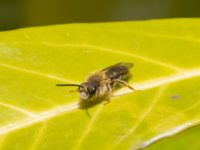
115 79 138 91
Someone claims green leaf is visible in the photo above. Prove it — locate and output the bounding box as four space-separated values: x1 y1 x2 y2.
0 19 200 150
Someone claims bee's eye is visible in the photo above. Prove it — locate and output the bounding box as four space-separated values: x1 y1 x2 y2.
88 85 96 95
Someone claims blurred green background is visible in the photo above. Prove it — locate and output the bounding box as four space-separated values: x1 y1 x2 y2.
0 0 199 31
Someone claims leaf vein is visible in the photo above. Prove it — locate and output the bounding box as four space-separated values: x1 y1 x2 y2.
6 41 183 72
43 42 183 72
74 104 104 150
112 86 167 149
0 102 78 135
0 101 37 117
135 121 200 150
0 63 75 83
29 121 48 150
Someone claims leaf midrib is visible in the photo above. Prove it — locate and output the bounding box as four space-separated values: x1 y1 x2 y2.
0 68 199 136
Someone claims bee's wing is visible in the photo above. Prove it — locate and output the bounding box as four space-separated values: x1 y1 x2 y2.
102 62 133 80
102 62 133 71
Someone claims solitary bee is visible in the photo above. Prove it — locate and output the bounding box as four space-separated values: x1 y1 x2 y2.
56 62 135 111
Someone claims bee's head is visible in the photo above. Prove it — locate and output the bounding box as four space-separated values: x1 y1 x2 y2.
78 82 97 100
56 82 97 100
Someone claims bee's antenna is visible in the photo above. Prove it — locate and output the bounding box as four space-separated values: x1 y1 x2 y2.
56 84 83 88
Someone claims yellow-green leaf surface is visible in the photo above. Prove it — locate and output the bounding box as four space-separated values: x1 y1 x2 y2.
0 19 200 150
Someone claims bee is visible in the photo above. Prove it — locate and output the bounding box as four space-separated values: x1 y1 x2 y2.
56 62 135 114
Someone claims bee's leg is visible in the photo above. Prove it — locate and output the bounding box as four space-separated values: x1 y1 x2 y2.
103 85 112 105
85 109 91 118
96 88 100 97
115 79 137 91
103 98 110 105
